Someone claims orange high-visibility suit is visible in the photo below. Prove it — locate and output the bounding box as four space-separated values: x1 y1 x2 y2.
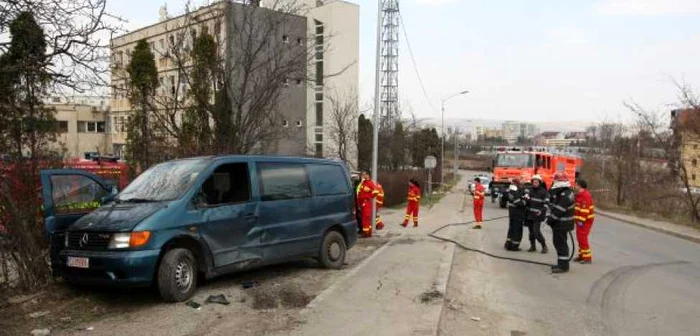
473 182 485 225
356 179 377 237
574 189 595 262
402 184 421 227
375 183 385 230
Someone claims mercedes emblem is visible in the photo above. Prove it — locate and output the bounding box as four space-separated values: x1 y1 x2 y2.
79 233 89 247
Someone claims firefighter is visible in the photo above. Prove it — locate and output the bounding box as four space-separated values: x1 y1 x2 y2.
472 177 485 229
546 172 576 273
523 175 548 253
488 177 496 203
401 179 421 227
356 171 377 238
351 174 362 233
375 182 385 231
573 179 595 264
504 178 527 251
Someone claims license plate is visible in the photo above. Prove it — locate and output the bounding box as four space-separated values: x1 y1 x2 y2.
67 256 89 269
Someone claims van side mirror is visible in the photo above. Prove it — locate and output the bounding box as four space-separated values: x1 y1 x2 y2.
193 190 207 209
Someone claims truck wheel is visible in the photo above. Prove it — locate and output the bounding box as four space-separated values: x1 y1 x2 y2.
318 230 346 269
157 248 198 302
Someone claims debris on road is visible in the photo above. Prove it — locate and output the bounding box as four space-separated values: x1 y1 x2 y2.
242 280 259 289
30 329 50 336
279 284 311 308
185 300 201 309
205 295 230 306
28 311 49 319
85 327 95 331
470 316 481 322
446 299 462 311
419 288 443 304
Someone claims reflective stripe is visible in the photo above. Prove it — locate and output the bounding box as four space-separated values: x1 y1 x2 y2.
550 214 560 220
363 187 371 192
558 256 569 260
577 208 590 214
551 204 566 212
574 216 586 221
559 216 574 221
587 215 595 219
529 208 542 213
530 197 544 202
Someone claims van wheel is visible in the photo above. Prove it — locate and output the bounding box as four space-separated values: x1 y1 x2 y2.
318 231 346 269
157 248 198 302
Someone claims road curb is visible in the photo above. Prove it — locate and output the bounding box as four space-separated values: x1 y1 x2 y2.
597 210 700 245
301 236 397 313
432 228 456 336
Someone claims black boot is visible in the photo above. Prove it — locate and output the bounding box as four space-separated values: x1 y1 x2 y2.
528 242 536 252
541 245 548 254
504 240 512 250
551 260 569 273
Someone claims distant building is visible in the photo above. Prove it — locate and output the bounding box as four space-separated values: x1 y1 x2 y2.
671 108 700 188
483 129 504 139
47 96 111 159
471 125 485 141
502 121 538 144
537 131 586 148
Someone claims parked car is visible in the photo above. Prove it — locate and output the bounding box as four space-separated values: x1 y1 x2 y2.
42 155 357 302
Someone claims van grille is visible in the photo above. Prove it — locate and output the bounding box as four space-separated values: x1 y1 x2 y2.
66 232 111 250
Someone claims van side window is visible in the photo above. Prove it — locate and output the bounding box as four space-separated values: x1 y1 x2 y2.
201 163 251 206
50 175 107 214
258 163 311 201
308 164 348 196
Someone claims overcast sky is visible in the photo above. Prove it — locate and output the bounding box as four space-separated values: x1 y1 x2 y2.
110 0 700 123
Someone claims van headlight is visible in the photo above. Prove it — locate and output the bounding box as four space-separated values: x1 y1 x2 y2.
108 231 151 249
108 233 131 249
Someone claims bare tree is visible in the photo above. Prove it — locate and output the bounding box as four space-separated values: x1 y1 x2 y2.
626 82 700 222
327 90 358 164
1 0 124 93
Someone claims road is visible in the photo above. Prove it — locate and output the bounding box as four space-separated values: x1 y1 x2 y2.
438 174 700 336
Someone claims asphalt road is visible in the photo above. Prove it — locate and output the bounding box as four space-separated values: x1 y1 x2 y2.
439 184 700 336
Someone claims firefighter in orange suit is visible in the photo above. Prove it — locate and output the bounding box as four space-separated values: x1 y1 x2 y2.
573 179 595 264
356 171 377 238
374 183 385 230
472 177 485 229
401 179 421 227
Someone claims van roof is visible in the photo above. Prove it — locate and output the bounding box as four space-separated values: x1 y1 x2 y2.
172 155 346 165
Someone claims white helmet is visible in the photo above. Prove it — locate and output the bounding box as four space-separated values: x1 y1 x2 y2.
532 174 543 182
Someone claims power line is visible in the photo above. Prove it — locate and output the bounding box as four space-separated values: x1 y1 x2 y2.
398 11 438 115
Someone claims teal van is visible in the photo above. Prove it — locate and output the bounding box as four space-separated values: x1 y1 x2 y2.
42 156 357 301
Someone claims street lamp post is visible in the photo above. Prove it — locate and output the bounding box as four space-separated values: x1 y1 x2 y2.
441 90 469 190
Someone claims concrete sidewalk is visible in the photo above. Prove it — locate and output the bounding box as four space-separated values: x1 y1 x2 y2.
281 187 467 336
597 209 700 244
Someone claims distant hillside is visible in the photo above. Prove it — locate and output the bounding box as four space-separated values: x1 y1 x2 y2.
416 118 591 133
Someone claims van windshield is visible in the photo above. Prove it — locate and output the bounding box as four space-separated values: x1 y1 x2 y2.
117 159 210 202
496 154 534 168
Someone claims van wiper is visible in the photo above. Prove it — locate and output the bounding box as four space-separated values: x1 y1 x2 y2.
118 198 158 203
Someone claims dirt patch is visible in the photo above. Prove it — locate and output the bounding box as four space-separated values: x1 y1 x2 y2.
418 288 443 304
0 237 388 336
392 237 419 245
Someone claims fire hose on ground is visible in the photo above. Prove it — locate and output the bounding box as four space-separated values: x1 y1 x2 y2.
428 215 576 267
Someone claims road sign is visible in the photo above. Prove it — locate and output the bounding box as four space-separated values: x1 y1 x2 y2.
424 155 437 169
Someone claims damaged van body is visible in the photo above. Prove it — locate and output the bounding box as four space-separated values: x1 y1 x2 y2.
42 156 357 302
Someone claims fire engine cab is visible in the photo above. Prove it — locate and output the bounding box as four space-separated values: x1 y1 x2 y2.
491 147 583 208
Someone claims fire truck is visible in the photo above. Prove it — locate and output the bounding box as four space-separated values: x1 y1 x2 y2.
491 147 583 208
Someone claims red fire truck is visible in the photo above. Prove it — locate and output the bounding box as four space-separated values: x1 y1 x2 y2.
491 147 583 208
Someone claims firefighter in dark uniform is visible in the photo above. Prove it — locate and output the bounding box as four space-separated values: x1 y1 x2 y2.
523 174 548 253
546 171 576 273
504 178 527 251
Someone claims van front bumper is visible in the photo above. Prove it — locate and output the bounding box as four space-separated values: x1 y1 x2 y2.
55 249 160 287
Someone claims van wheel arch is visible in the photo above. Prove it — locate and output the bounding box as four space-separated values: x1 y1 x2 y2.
158 236 210 275
318 225 348 269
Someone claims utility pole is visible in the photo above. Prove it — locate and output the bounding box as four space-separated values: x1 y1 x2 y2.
371 0 382 233
440 90 468 190
454 127 459 177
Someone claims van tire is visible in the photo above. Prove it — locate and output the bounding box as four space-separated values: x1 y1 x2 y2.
318 230 346 269
157 248 198 302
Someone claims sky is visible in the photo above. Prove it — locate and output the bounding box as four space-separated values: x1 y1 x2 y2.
109 0 700 124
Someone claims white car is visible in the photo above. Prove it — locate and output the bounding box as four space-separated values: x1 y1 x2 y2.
468 177 491 196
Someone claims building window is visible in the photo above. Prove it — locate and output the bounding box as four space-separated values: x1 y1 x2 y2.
296 79 302 85
283 78 289 86
282 120 289 128
201 25 209 35
693 159 698 167
57 121 68 133
170 76 176 95
315 92 323 102
315 61 323 86
315 102 323 126
315 133 323 142
78 121 106 133
282 35 289 43
693 174 697 181
297 37 303 46
296 120 303 128
169 35 175 45
315 143 323 158
215 21 222 36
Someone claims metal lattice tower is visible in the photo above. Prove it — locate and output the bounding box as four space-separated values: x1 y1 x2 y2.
380 0 400 130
